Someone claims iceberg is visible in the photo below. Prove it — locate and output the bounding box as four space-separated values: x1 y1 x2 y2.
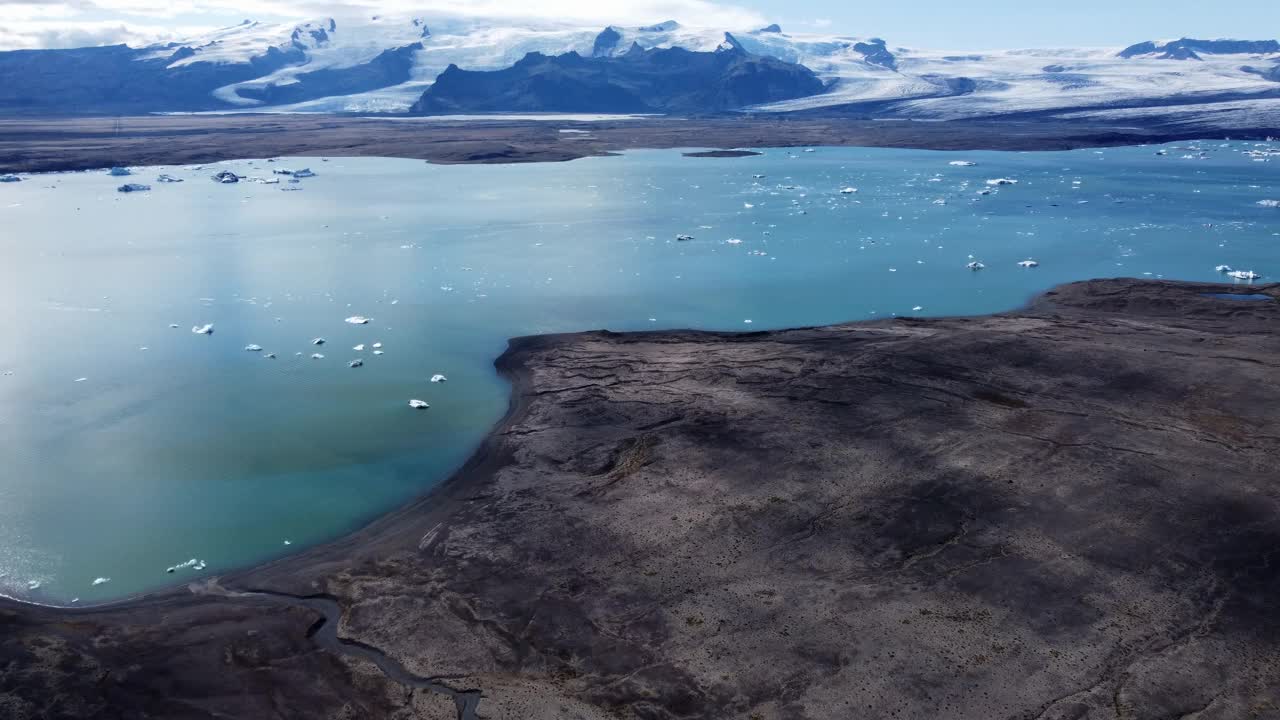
1258 200 1280 208
1227 270 1262 280
430 374 447 383
344 316 371 324
312 338 326 345
676 234 695 241
108 167 131 176
244 344 263 352
986 178 1018 186
91 577 110 586
291 168 317 178
211 170 240 184
966 261 985 270
408 399 430 409
310 353 325 359
117 183 151 193
348 359 363 368
192 323 214 335
0 174 20 182
1216 264 1233 273
1017 260 1040 268
155 174 183 183
839 187 858 194
949 161 978 167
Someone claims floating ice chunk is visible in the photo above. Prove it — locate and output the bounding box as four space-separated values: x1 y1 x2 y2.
311 353 325 359
1216 265 1233 273
1227 270 1262 280
430 374 447 383
986 178 1018 186
408 399 430 409
353 343 365 351
1259 200 1280 208
371 342 382 349
192 323 214 335
913 306 923 311
752 174 766 179
156 174 183 183
932 199 947 205
372 350 384 356
27 580 40 590
949 161 978 167
676 234 695 241
211 171 240 184
74 377 87 382
117 183 151 193
743 203 754 209
291 168 316 178
265 353 277 359
344 316 371 324
726 238 743 245
978 189 992 196
91 577 110 586
967 261 986 270
244 344 262 352
1017 260 1040 268
743 319 753 324
0 174 21 182
312 338 325 345
108 167 131 177
839 187 858 194
283 539 292 545
803 148 816 153
348 359 363 368
169 323 179 328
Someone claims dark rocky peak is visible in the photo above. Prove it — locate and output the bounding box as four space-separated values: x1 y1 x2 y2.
593 26 622 56
853 38 897 70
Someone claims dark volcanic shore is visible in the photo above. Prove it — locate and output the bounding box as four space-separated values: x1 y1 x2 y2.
0 114 1265 173
3 278 1280 719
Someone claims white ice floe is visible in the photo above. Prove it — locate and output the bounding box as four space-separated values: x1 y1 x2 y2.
949 161 978 167
408 399 430 409
725 238 743 245
986 178 1018 186
430 374 447 383
244 344 263 352
344 316 371 324
353 343 365 351
165 558 206 573
371 342 382 349
1227 270 1262 280
91 577 110 586
117 184 151 193
676 234 695 241
967 261 986 270
1216 264 1233 273
1018 260 1040 268
311 353 325 359
192 323 214 335
348 359 363 368
372 350 384 355
265 353 277 359
312 337 326 345
1259 200 1280 208
839 187 858 194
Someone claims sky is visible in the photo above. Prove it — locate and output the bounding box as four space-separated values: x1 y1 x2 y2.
0 0 1277 51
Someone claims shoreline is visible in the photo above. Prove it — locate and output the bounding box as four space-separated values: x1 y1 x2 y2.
2 278 1278 719
0 114 1268 174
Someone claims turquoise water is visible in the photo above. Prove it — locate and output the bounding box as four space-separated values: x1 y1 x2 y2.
0 143 1276 604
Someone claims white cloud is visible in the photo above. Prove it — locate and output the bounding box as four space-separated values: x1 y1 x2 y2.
0 0 770 49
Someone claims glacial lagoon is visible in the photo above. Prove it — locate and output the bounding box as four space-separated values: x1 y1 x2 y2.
0 143 1275 603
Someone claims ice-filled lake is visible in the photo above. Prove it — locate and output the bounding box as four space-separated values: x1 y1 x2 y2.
1 143 1276 603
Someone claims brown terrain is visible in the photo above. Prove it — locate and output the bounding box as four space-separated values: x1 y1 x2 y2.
2 278 1278 719
0 114 1253 174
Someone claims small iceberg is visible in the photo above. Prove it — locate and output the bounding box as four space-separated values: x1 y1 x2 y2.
192 323 214 335
408 399 430 409
344 316 371 324
752 174 766 179
1259 200 1280 208
211 170 240 184
108 167 132 177
1216 264 1233 273
372 350 384 356
967 261 985 270
1017 260 1040 268
431 374 447 383
839 187 858 194
117 183 151 193
353 343 365 351
312 338 326 345
371 342 382 349
91 577 110 586
244 344 263 352
726 238 743 245
165 558 206 573
348 359 363 368
291 168 317 178
676 234 695 242
1227 270 1262 280
310 353 325 359
986 178 1018 186
0 174 20 183
156 174 183 183
949 161 978 167
265 353 277 359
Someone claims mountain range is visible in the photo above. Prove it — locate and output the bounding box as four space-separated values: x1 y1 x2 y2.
0 15 1277 127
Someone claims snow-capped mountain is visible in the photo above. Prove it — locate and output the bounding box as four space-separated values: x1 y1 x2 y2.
0 14 1277 125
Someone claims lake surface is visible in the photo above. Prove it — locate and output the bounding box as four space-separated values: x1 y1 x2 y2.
1 143 1276 604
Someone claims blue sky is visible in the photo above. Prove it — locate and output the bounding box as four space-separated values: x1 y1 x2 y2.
0 0 1277 50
